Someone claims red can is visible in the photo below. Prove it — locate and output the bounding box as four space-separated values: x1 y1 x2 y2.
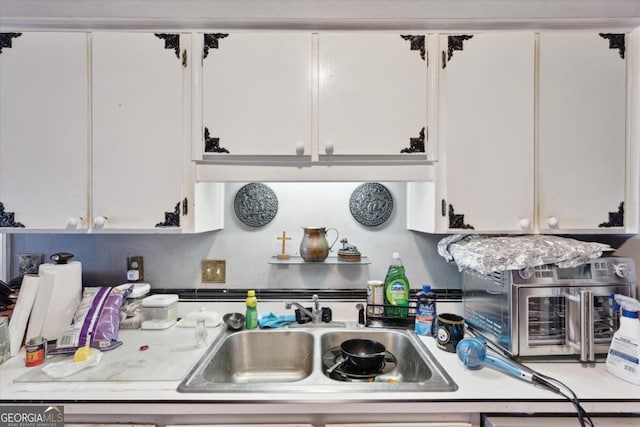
25 337 47 367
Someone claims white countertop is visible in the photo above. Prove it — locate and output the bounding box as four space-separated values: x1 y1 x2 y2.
1 301 638 424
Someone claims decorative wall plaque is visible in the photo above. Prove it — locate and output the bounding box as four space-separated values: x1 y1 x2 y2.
234 183 278 227
349 183 394 227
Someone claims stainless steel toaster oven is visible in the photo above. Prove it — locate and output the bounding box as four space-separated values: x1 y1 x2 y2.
462 257 636 361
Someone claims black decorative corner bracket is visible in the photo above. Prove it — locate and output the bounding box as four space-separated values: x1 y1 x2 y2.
400 127 426 153
0 32 22 54
599 202 624 228
599 33 625 59
400 35 426 61
204 127 229 153
203 33 229 59
0 202 25 228
448 204 474 230
154 33 181 59
443 35 474 68
155 202 181 227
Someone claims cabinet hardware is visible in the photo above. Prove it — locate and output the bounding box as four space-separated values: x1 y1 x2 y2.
203 127 229 153
93 216 108 227
0 32 22 54
182 197 188 216
441 199 447 217
400 35 426 61
155 202 181 227
0 202 25 227
154 33 181 59
400 127 425 153
448 204 474 230
599 201 624 227
443 35 474 68
203 33 229 59
182 48 187 67
599 33 626 59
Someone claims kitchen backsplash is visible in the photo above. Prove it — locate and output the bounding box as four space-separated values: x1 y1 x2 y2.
7 182 638 292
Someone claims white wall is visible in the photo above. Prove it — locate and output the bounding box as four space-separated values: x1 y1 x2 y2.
8 183 462 290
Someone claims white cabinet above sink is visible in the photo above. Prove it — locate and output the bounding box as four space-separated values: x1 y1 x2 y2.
192 31 435 173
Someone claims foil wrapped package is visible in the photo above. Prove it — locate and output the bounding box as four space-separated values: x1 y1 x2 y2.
438 234 612 274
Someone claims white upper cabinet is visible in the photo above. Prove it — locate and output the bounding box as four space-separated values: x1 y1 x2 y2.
410 30 636 235
198 32 312 159
194 31 432 165
91 32 186 231
318 33 429 159
0 32 89 231
437 32 535 233
537 32 627 232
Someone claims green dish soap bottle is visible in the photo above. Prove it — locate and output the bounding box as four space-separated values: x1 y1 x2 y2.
383 252 410 318
245 290 258 329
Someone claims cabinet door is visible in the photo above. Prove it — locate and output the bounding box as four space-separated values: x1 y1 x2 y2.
319 33 428 158
92 33 184 231
200 32 312 158
0 32 88 231
538 32 627 232
439 33 535 232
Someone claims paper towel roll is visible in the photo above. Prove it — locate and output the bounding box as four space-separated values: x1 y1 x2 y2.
27 261 82 341
8 274 40 356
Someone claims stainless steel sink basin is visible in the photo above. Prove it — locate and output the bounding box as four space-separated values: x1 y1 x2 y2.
320 330 436 383
201 330 314 384
178 324 457 394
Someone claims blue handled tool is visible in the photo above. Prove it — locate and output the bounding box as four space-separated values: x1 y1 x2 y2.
456 337 559 392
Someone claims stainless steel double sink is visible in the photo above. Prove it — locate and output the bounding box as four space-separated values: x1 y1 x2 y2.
177 325 457 393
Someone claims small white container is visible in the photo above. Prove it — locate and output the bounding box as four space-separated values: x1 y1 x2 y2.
141 294 178 330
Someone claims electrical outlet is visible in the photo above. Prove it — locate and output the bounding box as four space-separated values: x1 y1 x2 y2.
127 256 144 282
18 253 44 275
202 259 225 283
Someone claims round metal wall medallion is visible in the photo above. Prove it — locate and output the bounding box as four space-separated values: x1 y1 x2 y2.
234 183 278 227
349 183 393 227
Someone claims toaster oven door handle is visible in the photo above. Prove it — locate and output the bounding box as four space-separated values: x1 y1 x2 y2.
579 289 595 362
566 290 595 362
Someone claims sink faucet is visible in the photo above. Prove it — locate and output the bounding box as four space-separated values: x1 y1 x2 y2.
285 294 322 324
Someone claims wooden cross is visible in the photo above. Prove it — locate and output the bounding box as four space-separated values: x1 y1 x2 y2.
277 231 292 260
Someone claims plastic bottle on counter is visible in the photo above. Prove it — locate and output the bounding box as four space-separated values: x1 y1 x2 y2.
383 252 410 318
606 294 640 385
194 308 208 347
245 290 258 329
414 285 437 337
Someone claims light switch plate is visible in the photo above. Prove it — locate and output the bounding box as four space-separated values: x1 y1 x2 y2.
18 253 44 275
202 259 225 283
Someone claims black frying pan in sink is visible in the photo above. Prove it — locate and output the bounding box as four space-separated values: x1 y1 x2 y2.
340 338 387 373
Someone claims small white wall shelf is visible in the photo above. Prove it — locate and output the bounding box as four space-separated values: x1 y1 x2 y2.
269 256 370 265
